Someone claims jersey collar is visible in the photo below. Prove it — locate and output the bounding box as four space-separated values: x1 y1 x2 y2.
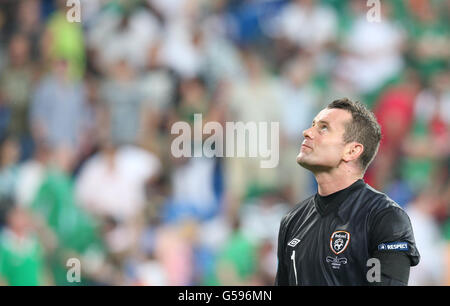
314 179 366 218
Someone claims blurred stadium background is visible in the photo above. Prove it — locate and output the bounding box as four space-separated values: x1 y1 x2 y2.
0 0 448 286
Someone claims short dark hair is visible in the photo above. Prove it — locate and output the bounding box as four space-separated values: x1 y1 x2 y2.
327 98 381 172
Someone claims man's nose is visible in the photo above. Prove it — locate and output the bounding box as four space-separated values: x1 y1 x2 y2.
303 127 313 139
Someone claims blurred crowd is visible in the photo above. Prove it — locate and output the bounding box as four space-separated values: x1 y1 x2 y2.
0 0 449 286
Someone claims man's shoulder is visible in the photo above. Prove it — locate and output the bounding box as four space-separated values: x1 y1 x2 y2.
362 183 403 213
281 194 316 226
360 184 412 229
362 186 420 266
334 182 407 226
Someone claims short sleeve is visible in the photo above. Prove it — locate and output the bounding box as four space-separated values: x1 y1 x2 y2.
368 206 420 267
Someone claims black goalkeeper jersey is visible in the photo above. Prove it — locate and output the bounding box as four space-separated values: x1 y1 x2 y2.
275 179 420 286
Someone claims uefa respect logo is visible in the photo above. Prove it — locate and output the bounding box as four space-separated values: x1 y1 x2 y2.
171 114 280 169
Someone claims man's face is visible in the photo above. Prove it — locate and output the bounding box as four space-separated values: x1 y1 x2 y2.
297 108 352 171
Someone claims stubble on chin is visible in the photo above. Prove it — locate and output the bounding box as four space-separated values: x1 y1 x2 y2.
296 154 308 168
296 151 318 172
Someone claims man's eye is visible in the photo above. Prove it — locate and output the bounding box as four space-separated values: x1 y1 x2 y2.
321 125 327 130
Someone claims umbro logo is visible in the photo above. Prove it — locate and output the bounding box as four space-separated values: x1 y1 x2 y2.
288 238 300 247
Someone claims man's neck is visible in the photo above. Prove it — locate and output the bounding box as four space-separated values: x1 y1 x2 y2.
314 171 362 196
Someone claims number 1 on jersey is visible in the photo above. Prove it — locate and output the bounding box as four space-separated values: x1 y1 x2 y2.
291 250 298 285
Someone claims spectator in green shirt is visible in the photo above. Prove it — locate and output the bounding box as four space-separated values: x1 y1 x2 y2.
0 206 46 286
31 146 108 285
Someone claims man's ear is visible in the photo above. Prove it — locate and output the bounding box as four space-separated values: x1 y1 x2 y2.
343 142 364 163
